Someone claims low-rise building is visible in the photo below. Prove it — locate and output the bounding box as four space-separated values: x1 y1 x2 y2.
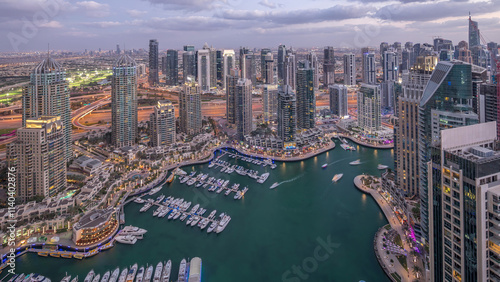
72 208 118 246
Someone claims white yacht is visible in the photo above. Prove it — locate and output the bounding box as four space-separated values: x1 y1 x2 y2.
270 182 279 189
60 276 71 282
70 277 78 282
332 174 343 183
117 268 128 282
153 262 163 282
190 216 201 226
148 187 162 196
101 271 110 282
143 265 153 282
84 271 95 282
125 264 137 282
216 215 231 233
91 275 100 282
349 159 361 165
207 220 218 233
257 172 270 183
177 259 187 282
378 164 389 170
134 198 145 204
135 266 144 282
109 268 120 282
162 260 171 282
115 235 137 245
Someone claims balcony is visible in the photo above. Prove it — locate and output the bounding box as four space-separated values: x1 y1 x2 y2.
490 254 500 266
491 218 500 229
491 264 500 278
492 227 500 238
490 238 500 256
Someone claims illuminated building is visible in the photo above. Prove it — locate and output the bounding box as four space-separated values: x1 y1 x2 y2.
111 54 138 147
329 84 348 117
72 208 118 246
278 86 297 146
150 100 176 147
8 116 66 202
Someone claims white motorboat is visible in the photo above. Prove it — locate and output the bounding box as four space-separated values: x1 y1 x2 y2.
101 271 110 282
162 260 171 282
153 262 163 282
115 235 137 245
109 268 120 282
378 164 389 170
118 268 128 282
332 174 343 183
270 182 279 189
84 271 95 282
349 159 361 165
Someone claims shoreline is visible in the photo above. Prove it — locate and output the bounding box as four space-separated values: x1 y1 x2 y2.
353 175 412 282
337 134 394 150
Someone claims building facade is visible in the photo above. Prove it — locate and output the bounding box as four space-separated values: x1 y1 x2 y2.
197 49 211 91
263 84 279 123
8 116 66 201
357 84 381 133
329 84 348 117
180 78 202 135
164 49 178 86
111 54 138 147
343 53 356 86
278 86 297 145
222 50 235 90
383 51 398 82
150 100 176 147
323 46 335 86
296 61 315 130
23 56 71 161
148 39 159 86
362 52 376 85
235 78 253 140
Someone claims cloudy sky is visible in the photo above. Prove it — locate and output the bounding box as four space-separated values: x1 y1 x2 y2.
1 0 499 52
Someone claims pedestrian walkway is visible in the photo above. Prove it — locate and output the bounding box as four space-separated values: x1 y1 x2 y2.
354 175 417 282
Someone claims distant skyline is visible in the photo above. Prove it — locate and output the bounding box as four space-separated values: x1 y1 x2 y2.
1 0 500 52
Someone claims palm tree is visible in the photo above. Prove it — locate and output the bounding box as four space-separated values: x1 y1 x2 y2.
412 266 421 278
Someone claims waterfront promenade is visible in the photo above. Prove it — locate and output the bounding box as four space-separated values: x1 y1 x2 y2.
353 175 417 282
338 133 394 149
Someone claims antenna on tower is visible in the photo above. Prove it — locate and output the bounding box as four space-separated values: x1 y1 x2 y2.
47 43 50 58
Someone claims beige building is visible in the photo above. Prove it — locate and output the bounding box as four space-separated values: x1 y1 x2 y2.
8 116 66 201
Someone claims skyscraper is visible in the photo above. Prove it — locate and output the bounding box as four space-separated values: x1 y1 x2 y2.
343 53 356 86
329 84 348 117
222 50 235 89
264 53 274 84
277 44 286 82
478 83 499 139
23 55 71 161
208 45 218 87
239 47 249 72
362 51 376 85
307 51 320 89
8 116 66 202
111 54 138 147
323 46 335 86
148 39 159 86
418 61 478 281
469 15 481 48
383 51 398 82
197 48 211 91
180 77 202 135
296 60 315 130
164 49 178 86
395 55 437 198
430 122 499 282
226 72 239 125
235 78 253 140
183 45 196 82
242 53 257 85
260 48 271 79
357 84 381 133
285 50 296 90
278 86 297 145
216 50 223 81
380 42 389 66
149 100 176 147
263 84 279 123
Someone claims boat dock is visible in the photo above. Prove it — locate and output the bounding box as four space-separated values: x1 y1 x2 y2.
136 196 232 234
28 241 114 260
217 150 277 169
177 171 251 197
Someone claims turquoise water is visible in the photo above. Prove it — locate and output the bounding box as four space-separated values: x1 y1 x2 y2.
11 141 393 281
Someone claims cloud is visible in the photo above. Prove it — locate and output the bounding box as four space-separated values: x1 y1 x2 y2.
258 0 278 9
218 5 371 25
127 9 147 17
76 1 110 17
141 0 229 11
374 0 500 22
39 20 63 28
83 21 122 28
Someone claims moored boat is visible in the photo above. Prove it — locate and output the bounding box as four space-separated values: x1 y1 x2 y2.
162 260 172 282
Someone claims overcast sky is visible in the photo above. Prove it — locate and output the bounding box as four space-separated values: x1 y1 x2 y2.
1 0 499 52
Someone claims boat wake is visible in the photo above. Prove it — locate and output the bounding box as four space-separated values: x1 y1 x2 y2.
327 157 351 166
278 174 305 186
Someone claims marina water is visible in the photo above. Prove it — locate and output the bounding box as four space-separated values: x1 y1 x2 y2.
12 141 393 281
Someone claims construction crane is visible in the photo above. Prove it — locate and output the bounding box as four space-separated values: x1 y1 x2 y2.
469 14 500 138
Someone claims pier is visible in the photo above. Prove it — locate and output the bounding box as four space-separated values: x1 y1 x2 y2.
136 195 232 234
177 171 251 198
